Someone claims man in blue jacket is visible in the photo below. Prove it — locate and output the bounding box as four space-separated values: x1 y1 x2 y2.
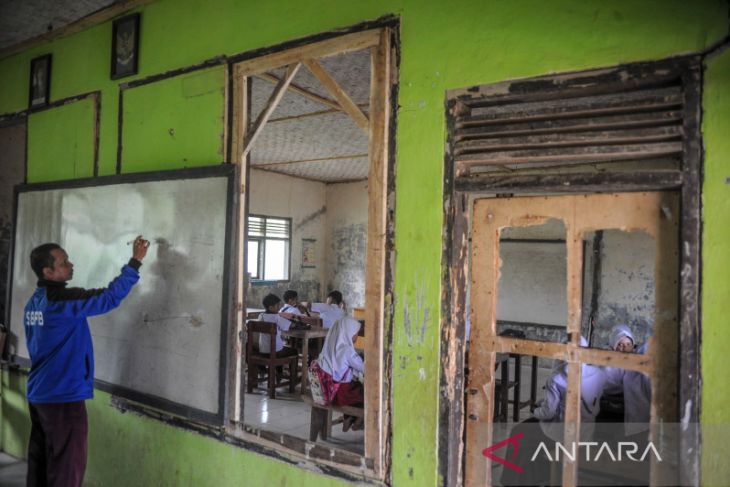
24 236 149 487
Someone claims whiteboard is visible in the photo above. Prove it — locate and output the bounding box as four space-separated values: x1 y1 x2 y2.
7 166 236 424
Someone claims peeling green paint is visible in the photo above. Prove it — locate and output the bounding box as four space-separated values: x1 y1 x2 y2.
700 45 730 485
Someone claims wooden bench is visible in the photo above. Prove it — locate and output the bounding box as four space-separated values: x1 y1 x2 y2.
302 395 364 441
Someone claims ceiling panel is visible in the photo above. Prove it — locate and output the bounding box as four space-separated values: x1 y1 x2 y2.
251 111 367 165
268 48 371 106
258 156 369 183
0 0 116 50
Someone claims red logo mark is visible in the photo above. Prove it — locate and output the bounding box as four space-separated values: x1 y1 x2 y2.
482 432 524 473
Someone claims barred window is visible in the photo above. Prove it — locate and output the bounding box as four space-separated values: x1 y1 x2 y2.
247 215 291 281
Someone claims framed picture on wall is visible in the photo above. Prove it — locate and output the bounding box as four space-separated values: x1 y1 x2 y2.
28 54 51 108
301 238 316 269
111 13 140 79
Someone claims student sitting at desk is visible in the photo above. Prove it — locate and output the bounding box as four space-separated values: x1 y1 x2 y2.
310 317 364 431
281 289 309 316
257 294 298 358
309 290 346 329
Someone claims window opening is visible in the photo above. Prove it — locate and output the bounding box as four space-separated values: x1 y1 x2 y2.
247 214 291 281
227 27 393 477
464 192 679 487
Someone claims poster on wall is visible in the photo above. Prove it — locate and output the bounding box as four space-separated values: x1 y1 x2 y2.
301 238 316 269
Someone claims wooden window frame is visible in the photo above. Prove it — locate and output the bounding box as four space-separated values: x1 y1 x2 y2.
439 57 702 487
227 27 397 480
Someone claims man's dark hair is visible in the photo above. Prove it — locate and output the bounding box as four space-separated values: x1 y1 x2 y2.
30 243 61 279
262 293 281 310
327 290 343 305
282 290 298 303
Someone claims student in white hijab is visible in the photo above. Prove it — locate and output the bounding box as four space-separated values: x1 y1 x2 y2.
318 317 364 383
605 324 651 435
502 336 606 486
312 317 364 431
532 336 607 441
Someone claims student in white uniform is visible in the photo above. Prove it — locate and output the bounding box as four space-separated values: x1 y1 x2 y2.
532 336 607 440
281 289 309 316
502 336 607 486
605 324 651 435
311 317 364 431
257 294 297 358
310 290 346 329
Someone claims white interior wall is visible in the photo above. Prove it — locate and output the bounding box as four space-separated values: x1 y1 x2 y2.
246 168 327 307
324 180 368 308
591 230 656 348
497 219 568 327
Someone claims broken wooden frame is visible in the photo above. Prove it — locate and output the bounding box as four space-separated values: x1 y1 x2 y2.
467 192 679 486
229 27 395 479
440 57 702 487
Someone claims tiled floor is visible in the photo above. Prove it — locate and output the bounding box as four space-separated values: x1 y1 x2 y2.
243 389 365 455
0 452 26 487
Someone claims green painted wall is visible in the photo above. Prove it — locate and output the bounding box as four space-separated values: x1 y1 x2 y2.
0 369 31 459
27 97 96 182
0 1 728 486
700 46 730 486
121 66 226 172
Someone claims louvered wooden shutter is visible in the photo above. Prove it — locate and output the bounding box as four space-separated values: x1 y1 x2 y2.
449 66 688 177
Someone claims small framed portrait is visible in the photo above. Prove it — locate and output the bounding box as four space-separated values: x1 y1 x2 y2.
28 54 51 108
111 13 140 79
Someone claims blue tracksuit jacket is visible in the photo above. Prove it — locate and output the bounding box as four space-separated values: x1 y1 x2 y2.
24 259 141 404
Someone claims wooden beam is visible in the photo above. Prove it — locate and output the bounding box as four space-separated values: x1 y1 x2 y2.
252 153 368 167
456 100 683 128
254 72 342 111
227 74 248 425
455 111 684 140
455 126 683 154
363 27 391 476
240 63 301 160
268 105 368 124
454 170 683 193
234 29 381 78
303 58 369 134
456 142 683 170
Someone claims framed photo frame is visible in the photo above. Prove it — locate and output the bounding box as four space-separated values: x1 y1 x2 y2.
28 54 51 108
301 238 317 269
111 13 140 80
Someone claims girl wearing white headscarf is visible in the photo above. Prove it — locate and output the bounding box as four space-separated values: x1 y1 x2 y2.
309 317 364 430
318 317 364 384
606 324 651 434
502 337 606 486
532 336 607 441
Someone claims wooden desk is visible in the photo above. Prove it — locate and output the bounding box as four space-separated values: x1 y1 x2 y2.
281 326 328 394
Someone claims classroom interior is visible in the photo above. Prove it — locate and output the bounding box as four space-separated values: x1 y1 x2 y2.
0 2 729 487
240 47 371 454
